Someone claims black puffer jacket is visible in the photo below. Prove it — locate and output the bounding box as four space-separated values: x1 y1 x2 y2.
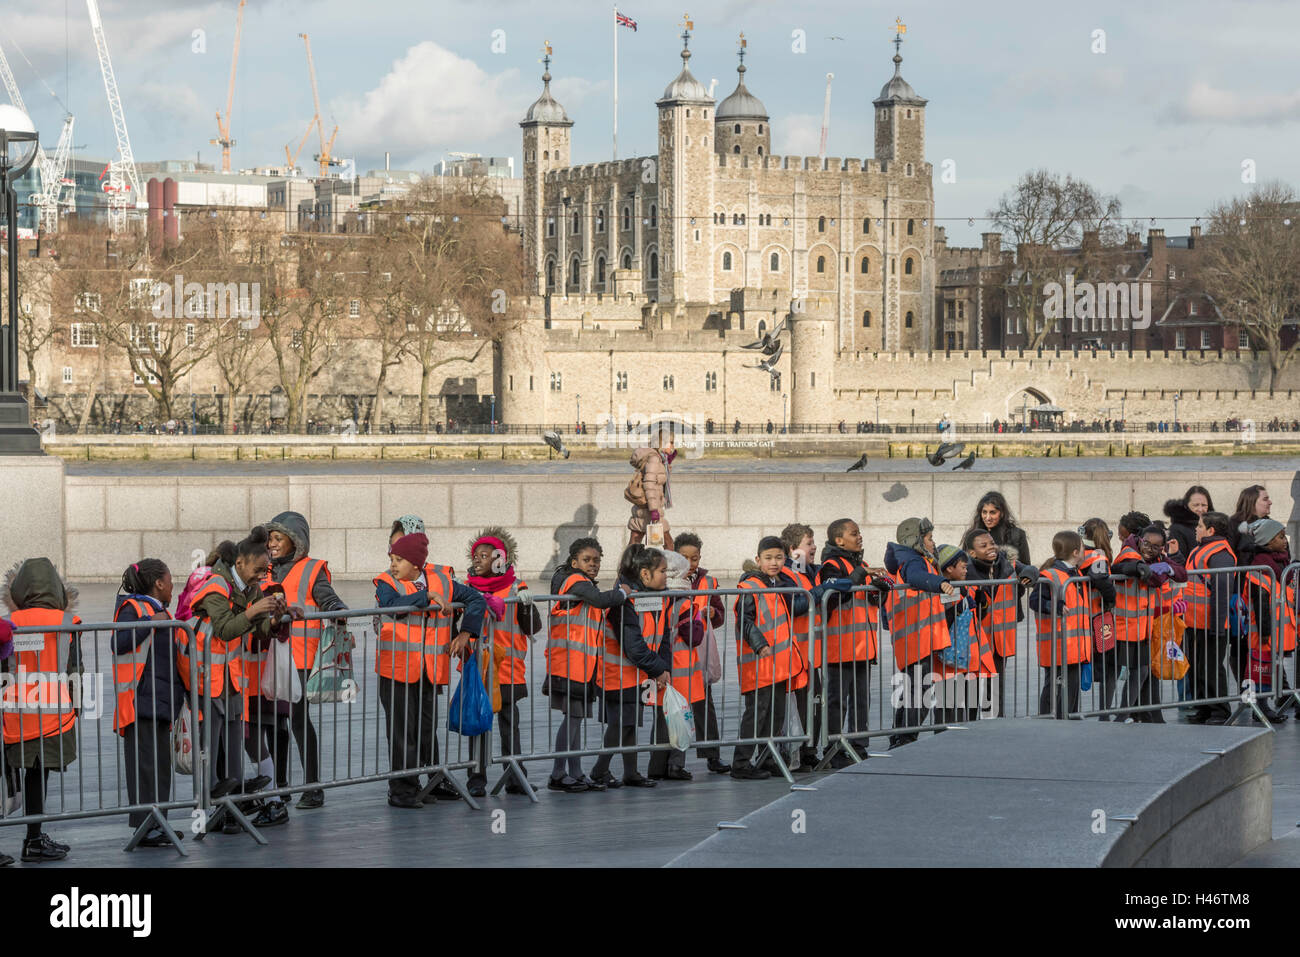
1162 499 1198 566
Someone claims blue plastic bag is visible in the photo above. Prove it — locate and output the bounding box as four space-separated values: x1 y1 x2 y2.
448 653 494 736
1080 660 1093 691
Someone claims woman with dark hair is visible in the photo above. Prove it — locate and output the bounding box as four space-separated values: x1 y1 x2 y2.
1229 485 1271 559
113 559 184 846
1164 486 1214 565
969 491 1031 564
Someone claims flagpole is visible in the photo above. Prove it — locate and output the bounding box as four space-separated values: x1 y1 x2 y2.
613 6 619 160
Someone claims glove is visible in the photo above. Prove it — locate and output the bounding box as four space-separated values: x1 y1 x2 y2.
484 594 506 621
649 510 661 522
515 587 533 607
826 578 855 593
1149 562 1172 578
1171 597 1187 617
0 616 12 660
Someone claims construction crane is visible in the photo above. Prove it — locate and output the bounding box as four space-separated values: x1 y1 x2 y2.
0 40 75 232
86 0 143 232
211 0 246 173
818 72 833 162
300 33 339 177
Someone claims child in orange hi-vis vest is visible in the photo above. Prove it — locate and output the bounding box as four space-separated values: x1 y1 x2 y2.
934 545 997 724
646 550 707 781
673 532 729 775
374 532 485 809
1028 531 1094 719
463 527 542 798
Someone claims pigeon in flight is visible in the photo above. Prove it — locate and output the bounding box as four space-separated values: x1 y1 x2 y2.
926 442 965 467
542 430 571 459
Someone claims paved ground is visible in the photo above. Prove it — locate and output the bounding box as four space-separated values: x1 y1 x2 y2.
4 581 1298 867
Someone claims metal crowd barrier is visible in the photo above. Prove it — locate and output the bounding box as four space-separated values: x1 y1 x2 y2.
1042 566 1289 726
1 618 203 857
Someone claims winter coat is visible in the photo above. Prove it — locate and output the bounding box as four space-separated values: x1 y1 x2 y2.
605 576 670 681
968 551 1039 622
1247 546 1294 642
265 510 347 613
3 558 82 769
1162 500 1199 566
195 559 279 645
979 522 1031 565
735 570 812 654
113 593 183 726
629 447 671 513
884 542 948 593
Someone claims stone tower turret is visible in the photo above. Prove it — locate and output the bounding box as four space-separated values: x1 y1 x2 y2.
872 25 926 167
714 35 770 159
520 45 573 295
655 22 715 303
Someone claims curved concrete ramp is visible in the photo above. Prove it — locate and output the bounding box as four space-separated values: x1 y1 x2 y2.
668 721 1273 868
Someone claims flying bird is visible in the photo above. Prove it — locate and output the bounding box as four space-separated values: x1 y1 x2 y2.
744 347 783 380
951 452 976 471
846 453 869 472
926 441 965 466
741 317 789 352
542 430 570 459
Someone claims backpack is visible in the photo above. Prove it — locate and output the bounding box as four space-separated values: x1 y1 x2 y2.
624 468 648 507
305 623 356 703
175 565 211 621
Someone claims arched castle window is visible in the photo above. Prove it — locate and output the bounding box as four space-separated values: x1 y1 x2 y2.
572 211 580 234
905 311 914 328
862 310 871 327
769 252 780 271
649 252 659 279
818 216 826 233
546 260 555 289
622 206 630 230
547 218 555 237
733 145 740 154
722 251 733 271
862 218 870 234
543 150 549 160
905 257 914 275
758 320 767 336
622 252 632 269
649 205 657 228
816 255 826 273
860 256 869 274
734 124 741 134
758 124 764 133
596 255 606 285
907 219 915 236
757 146 763 156
906 163 913 176
596 209 605 233
570 257 580 286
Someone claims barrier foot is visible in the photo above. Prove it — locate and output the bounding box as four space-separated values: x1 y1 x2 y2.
760 740 794 784
491 758 540 804
419 769 482 811
1226 699 1274 732
123 806 188 857
206 797 270 845
812 741 841 772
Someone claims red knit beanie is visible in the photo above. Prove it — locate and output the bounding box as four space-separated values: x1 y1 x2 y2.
389 532 428 569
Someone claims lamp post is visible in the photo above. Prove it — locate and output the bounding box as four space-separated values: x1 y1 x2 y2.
781 392 787 434
1173 392 1180 431
576 393 581 432
0 104 42 453
874 394 880 428
490 394 496 434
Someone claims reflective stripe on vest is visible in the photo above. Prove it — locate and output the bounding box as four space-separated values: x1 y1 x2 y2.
375 568 454 683
274 557 326 670
2 610 78 743
1184 540 1233 629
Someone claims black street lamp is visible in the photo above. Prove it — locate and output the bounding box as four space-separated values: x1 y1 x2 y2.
0 104 42 453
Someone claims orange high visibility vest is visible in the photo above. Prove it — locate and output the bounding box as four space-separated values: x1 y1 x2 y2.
111 597 168 735
733 579 803 694
784 565 822 675
546 572 605 684
1184 540 1235 631
884 558 951 671
373 568 455 684
667 595 706 704
979 575 1020 658
596 595 668 694
265 557 327 670
486 579 529 687
817 557 879 665
1035 567 1093 666
1078 551 1109 616
1113 545 1152 643
1244 568 1298 654
2 609 79 746
177 574 247 699
936 586 999 679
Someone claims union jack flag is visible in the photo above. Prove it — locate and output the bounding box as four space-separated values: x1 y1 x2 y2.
616 12 637 30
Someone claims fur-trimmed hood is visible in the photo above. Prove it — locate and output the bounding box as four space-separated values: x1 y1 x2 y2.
468 526 518 569
1163 499 1198 528
659 549 691 590
4 558 78 613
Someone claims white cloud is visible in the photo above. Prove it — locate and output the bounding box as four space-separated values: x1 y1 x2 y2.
775 112 822 156
134 81 203 125
333 41 519 164
1163 81 1300 124
551 75 608 111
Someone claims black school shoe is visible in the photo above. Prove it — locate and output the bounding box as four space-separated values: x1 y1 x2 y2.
622 773 657 788
139 829 184 848
39 832 70 852
579 775 607 791
387 793 424 809
706 758 732 774
296 789 325 809
730 764 771 780
22 834 68 862
466 776 488 798
251 801 289 827
0 851 12 866
588 772 623 789
547 776 589 793
430 780 462 800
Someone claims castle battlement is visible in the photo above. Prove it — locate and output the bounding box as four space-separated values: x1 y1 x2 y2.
714 154 881 175
545 328 732 350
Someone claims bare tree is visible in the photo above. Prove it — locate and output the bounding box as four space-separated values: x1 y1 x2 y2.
1196 182 1300 391
988 169 1123 348
8 251 59 399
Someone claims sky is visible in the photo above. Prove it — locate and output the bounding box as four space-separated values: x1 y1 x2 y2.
4 0 1299 246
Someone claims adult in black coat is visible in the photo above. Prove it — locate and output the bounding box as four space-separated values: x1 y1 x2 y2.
968 491 1031 564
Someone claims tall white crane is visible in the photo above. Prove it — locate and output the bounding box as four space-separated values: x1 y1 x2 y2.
818 73 833 162
86 0 143 232
0 40 75 232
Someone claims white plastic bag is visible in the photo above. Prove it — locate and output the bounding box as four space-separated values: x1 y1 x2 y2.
172 702 194 775
661 684 695 751
261 639 303 704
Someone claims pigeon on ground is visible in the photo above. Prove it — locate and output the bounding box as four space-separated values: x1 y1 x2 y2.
951 452 976 470
542 430 570 459
846 453 869 472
